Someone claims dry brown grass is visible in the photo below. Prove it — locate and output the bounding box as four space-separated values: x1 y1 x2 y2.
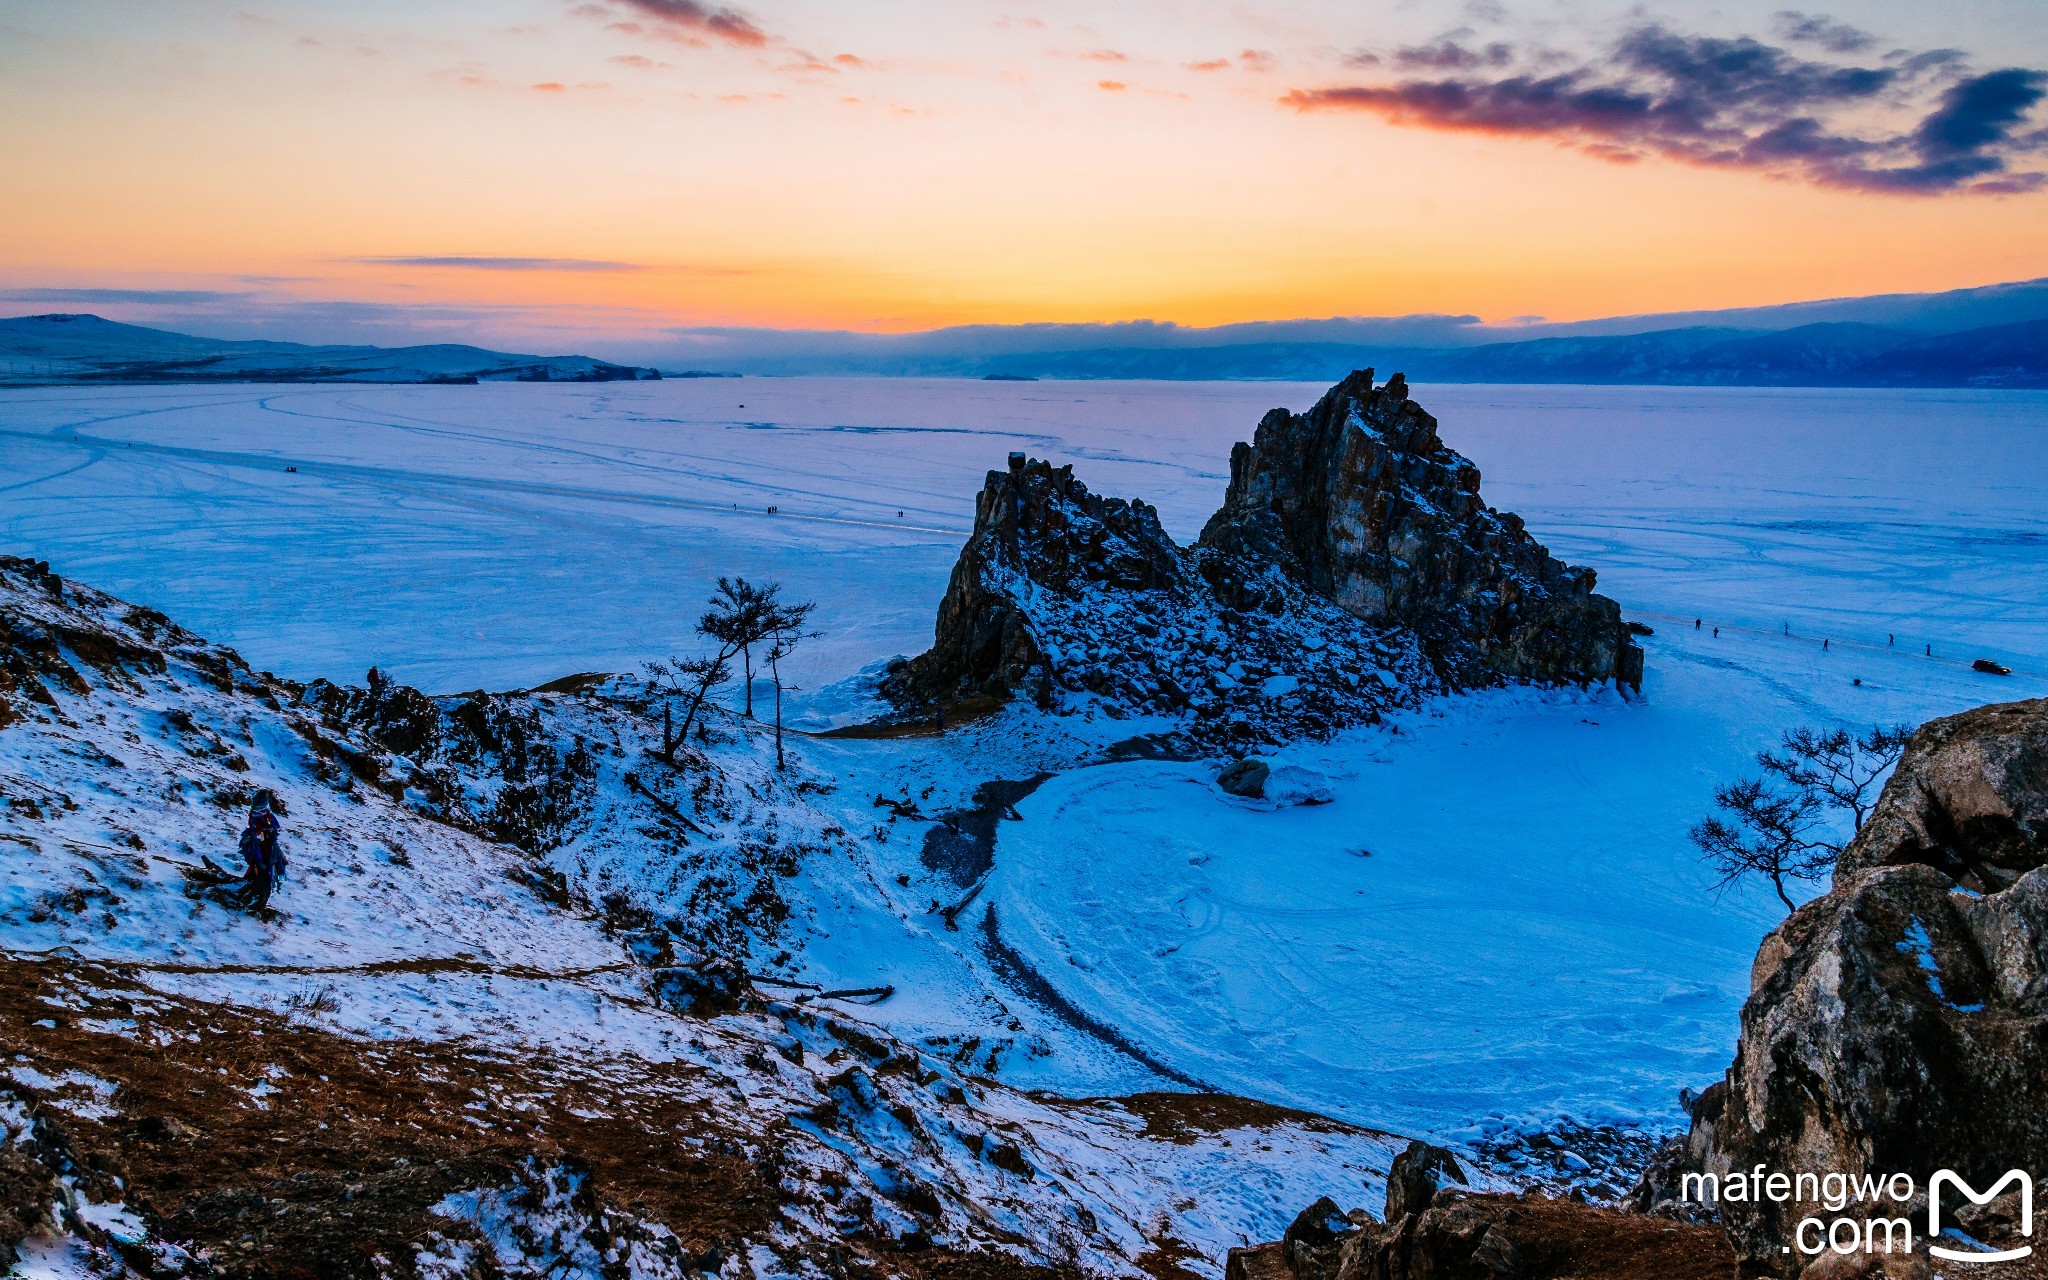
0 953 1080 1280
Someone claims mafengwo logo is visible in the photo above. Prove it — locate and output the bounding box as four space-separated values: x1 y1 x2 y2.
1929 1170 2033 1264
1681 1167 2035 1262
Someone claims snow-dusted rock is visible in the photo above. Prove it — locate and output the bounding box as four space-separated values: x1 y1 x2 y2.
883 371 1640 752
1215 756 1333 807
1200 369 1642 690
882 451 1437 747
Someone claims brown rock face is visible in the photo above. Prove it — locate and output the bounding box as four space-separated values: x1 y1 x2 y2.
1834 698 2048 889
1199 371 1641 688
1695 698 2048 1274
1231 1190 1734 1280
1368 1193 1735 1280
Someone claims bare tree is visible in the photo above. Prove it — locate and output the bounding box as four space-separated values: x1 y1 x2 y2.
643 650 733 763
760 596 818 770
1758 725 1912 830
699 577 779 720
1692 722 1914 913
1692 781 1836 912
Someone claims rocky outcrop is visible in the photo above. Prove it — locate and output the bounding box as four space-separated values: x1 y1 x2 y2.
1199 370 1640 688
883 452 1441 747
1832 697 2048 889
885 373 1641 743
890 452 1186 711
1690 698 2048 1273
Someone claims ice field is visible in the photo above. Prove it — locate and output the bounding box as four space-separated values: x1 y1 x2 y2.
2 377 2044 1140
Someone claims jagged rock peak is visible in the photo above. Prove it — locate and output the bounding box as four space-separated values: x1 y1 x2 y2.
884 373 1647 742
1200 369 1642 688
886 453 1181 708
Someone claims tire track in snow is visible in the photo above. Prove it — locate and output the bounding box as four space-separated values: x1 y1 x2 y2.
0 425 971 538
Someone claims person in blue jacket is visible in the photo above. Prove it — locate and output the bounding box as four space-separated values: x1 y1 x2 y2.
238 792 286 911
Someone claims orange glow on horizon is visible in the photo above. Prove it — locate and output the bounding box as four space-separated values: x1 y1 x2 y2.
1 0 2045 346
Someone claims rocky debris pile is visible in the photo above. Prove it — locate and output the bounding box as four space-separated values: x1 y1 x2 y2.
884 373 1640 746
298 667 601 856
1231 1140 1734 1280
883 452 1441 747
1465 1117 1671 1205
1674 697 2048 1273
1201 371 1641 689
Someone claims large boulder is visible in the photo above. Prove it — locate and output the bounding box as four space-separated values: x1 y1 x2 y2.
1385 1141 1469 1222
1695 698 2048 1274
1834 697 2048 890
1218 756 1336 807
1199 370 1641 688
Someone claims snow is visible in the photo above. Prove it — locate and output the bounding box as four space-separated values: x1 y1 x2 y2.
3 376 2045 1170
982 620 2034 1138
0 561 1412 1275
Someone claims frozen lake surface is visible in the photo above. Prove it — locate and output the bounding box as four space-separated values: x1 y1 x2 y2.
2 379 2041 691
3 377 2044 1141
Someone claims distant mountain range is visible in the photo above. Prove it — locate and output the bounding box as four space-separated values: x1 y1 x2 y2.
671 317 2048 387
0 313 660 386
649 277 2048 385
4 276 2046 387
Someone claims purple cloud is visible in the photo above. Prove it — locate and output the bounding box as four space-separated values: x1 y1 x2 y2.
1285 25 2048 194
601 0 767 48
1773 11 1875 55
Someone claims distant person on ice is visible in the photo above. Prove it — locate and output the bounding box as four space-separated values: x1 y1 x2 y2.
239 792 286 911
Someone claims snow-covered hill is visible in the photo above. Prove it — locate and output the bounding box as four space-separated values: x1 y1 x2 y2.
0 554 1403 1277
0 313 660 386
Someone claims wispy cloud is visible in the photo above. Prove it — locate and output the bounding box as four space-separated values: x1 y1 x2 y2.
1286 23 2048 194
596 0 768 48
350 256 649 273
2 287 253 305
1772 11 1875 55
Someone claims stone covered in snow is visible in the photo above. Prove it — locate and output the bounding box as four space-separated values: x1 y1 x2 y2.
883 451 1440 747
1217 756 1334 807
1200 369 1642 689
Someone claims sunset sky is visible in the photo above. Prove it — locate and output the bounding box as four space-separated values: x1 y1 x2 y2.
3 0 2046 354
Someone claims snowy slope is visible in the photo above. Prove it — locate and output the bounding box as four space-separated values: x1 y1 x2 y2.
0 556 1407 1276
